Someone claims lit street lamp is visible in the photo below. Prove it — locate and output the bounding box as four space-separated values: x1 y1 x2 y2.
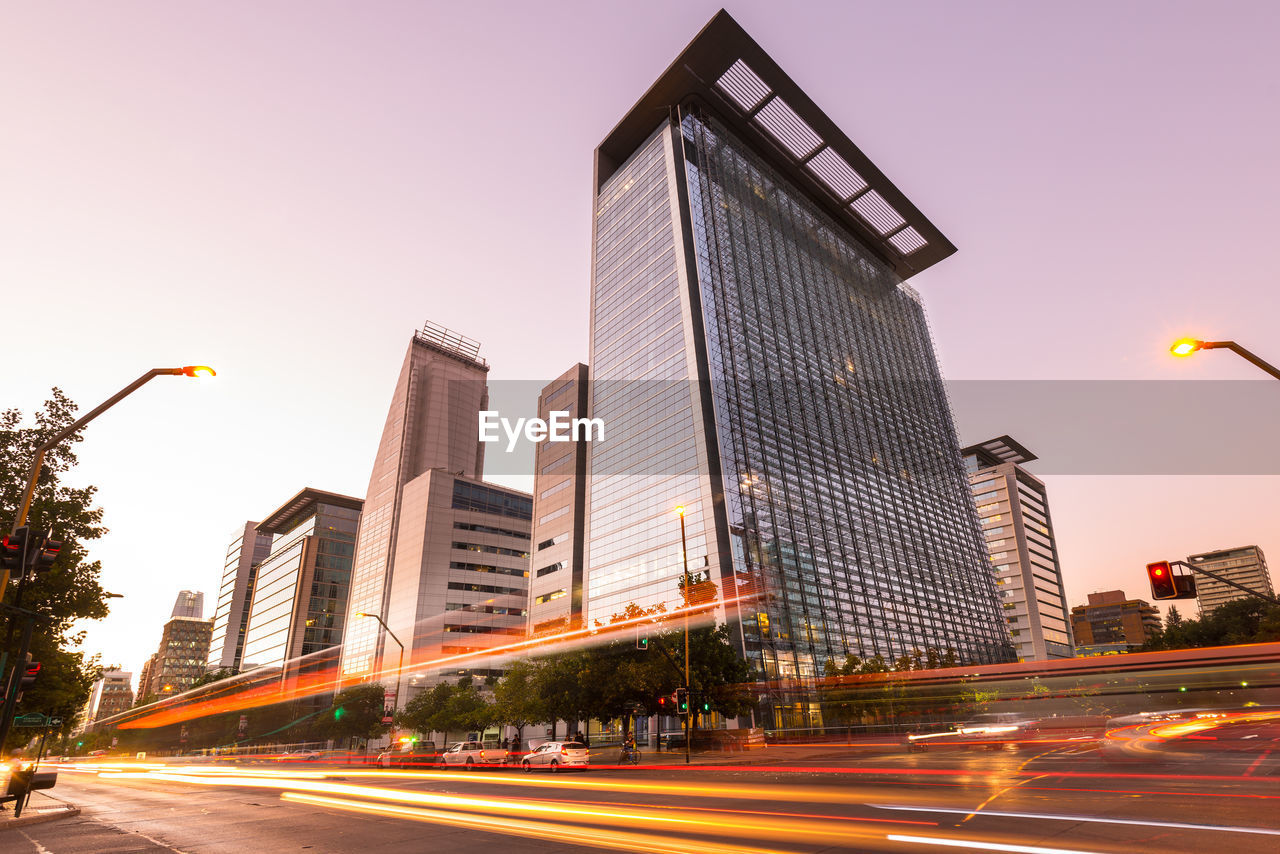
1170 338 1280 380
354 612 405 715
10 365 217 541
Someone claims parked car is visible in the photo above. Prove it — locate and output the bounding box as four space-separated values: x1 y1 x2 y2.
439 741 507 769
280 749 320 761
377 742 439 769
521 741 589 772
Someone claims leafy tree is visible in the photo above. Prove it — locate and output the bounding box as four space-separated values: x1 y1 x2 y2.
493 659 541 748
189 668 236 690
316 683 388 746
396 681 453 737
439 677 494 736
2 390 112 748
1142 598 1280 651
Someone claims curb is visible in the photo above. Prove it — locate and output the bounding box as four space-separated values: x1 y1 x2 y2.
0 804 80 831
1 793 81 832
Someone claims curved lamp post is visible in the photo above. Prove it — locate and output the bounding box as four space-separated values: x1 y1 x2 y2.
1170 339 1280 380
354 612 404 713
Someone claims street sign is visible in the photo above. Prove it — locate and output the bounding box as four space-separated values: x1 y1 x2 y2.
13 713 48 728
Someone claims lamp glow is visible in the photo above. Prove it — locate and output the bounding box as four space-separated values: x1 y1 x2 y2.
1170 339 1201 357
182 365 217 377
675 506 686 517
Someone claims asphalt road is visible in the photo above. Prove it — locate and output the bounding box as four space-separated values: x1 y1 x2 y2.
6 735 1278 854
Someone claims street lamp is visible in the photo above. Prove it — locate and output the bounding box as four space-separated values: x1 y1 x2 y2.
354 612 405 714
9 365 217 541
675 505 691 766
1170 338 1280 380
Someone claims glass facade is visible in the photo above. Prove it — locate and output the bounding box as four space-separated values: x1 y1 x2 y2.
241 500 359 671
208 522 272 671
586 111 1013 726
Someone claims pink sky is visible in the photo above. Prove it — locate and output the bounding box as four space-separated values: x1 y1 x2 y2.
3 1 1277 680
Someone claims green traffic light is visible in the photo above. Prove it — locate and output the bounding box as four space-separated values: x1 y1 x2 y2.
334 706 346 721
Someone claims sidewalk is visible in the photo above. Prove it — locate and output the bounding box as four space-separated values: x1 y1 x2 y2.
0 790 80 831
590 743 842 768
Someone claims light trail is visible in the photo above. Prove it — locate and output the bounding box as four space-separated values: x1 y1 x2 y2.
887 835 1104 854
871 803 1280 836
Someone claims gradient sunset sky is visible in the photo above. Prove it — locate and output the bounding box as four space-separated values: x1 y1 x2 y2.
3 0 1277 681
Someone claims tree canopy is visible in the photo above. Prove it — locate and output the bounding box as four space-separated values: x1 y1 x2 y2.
2 390 112 748
1141 598 1280 651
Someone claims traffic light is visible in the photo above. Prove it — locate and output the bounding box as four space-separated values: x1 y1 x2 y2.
29 532 62 573
1146 561 1179 599
675 688 689 715
20 659 41 691
636 632 649 651
1 526 31 585
657 695 667 711
701 699 710 712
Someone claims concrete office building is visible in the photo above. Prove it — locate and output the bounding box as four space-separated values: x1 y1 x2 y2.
389 472 532 703
961 437 1072 661
528 364 590 637
1188 545 1273 616
240 488 362 674
341 322 524 708
1070 590 1161 654
208 522 274 672
584 12 1012 726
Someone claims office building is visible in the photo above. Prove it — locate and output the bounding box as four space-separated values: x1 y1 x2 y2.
528 364 589 637
240 488 362 673
1188 545 1273 616
80 667 133 727
170 590 204 619
208 522 274 672
961 437 1072 661
388 471 532 704
340 322 494 703
1070 590 1161 653
583 12 1012 725
138 608 214 699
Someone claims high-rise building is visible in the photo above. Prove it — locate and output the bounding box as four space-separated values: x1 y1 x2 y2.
583 11 1012 725
170 590 204 619
340 322 491 694
961 437 1072 661
137 610 214 699
208 522 274 672
528 364 589 637
80 667 133 728
1070 590 1161 654
240 488 362 673
386 471 532 705
1188 545 1273 616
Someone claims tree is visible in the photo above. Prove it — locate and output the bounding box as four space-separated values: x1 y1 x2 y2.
2 390 112 748
396 681 453 737
317 683 388 746
493 659 542 748
1142 598 1280 651
190 669 236 690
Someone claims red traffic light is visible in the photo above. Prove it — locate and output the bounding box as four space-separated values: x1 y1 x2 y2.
1146 561 1178 599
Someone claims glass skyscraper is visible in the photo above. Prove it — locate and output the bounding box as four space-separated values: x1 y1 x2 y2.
585 12 1013 727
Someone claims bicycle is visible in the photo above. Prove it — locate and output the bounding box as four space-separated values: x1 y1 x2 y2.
619 744 641 765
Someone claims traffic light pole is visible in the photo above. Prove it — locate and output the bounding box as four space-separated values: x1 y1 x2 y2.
0 605 40 760
679 509 691 766
1172 560 1280 606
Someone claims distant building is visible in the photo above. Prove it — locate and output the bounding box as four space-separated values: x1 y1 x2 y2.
239 488 362 674
1187 545 1273 616
339 322 496 705
1070 591 1160 652
961 437 1073 661
170 590 204 619
135 654 157 705
208 522 274 672
80 667 133 728
138 612 214 699
527 364 589 637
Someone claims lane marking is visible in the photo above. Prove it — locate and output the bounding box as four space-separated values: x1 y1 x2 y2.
1243 750 1270 776
959 746 1063 824
18 831 54 854
871 803 1280 836
887 834 1102 854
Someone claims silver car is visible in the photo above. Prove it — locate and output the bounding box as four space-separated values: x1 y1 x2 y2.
521 740 589 772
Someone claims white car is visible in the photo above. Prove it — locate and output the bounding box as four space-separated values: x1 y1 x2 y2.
439 741 507 769
521 741 589 772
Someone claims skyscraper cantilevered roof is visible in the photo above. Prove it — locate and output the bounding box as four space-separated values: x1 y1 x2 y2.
596 9 956 280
